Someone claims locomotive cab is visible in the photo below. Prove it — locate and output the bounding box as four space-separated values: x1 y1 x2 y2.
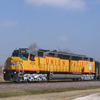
12 48 29 60
12 48 36 61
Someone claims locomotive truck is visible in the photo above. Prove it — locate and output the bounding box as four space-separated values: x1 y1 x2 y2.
3 48 100 82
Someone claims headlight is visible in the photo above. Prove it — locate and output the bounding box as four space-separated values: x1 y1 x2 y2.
14 72 16 74
4 71 6 74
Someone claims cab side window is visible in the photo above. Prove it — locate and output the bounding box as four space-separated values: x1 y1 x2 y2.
30 54 35 61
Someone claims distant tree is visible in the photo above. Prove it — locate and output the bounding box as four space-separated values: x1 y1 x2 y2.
29 42 38 51
29 43 72 54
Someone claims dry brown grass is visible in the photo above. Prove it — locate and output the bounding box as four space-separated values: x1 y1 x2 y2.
0 66 4 82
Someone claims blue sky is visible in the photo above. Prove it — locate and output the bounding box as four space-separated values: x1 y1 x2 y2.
0 0 100 65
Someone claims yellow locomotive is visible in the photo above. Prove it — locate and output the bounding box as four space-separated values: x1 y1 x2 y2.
3 48 100 82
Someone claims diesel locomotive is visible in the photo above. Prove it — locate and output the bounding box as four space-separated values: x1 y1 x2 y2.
3 48 100 82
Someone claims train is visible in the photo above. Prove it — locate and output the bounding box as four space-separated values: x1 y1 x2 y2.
3 48 100 82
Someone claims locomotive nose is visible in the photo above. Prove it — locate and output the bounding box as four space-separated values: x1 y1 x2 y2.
5 57 20 70
6 57 12 63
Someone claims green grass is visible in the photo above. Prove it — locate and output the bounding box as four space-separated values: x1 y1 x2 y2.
0 86 100 98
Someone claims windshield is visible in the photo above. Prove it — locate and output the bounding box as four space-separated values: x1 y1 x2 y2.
12 50 29 59
12 50 19 57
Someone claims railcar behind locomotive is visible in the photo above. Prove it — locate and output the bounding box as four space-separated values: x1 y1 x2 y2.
3 48 100 82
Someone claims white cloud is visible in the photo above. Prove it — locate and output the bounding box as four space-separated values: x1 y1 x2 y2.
1 21 18 27
25 0 86 11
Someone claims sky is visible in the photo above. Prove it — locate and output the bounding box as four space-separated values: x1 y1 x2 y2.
0 0 100 65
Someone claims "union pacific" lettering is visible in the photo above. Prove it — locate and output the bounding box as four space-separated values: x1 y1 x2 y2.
46 59 67 65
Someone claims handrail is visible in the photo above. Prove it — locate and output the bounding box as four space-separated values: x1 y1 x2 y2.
18 62 24 77
50 65 54 79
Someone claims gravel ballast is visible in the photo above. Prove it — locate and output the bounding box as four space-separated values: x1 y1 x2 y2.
0 81 100 90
